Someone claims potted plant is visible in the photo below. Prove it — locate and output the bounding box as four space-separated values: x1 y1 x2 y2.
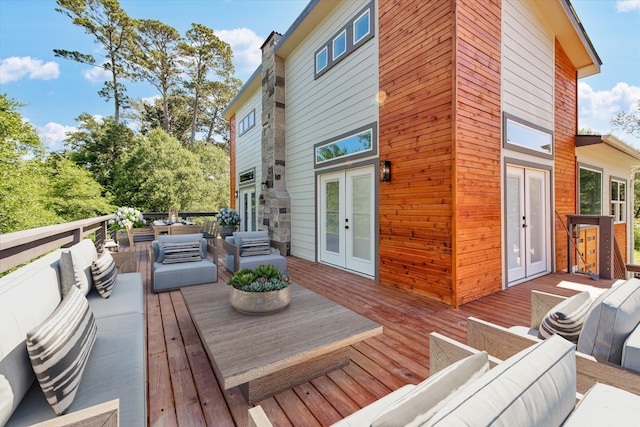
216 207 240 238
228 265 291 314
109 206 147 245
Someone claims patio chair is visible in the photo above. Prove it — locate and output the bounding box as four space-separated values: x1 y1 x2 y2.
222 230 286 273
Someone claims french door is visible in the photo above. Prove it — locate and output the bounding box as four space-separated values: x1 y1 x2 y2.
319 166 375 276
506 165 549 284
239 187 257 232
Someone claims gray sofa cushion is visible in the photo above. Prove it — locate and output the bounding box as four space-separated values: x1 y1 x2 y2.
86 272 144 319
7 313 146 427
153 259 217 292
577 278 640 364
59 240 98 297
621 325 640 373
563 383 640 426
426 335 576 427
26 286 97 415
225 252 287 273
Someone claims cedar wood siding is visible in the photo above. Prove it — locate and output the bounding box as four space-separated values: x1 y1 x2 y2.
378 0 502 307
614 223 627 262
453 0 502 306
554 40 578 272
378 0 456 305
230 116 237 210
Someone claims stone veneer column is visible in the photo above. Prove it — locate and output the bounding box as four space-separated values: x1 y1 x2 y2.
259 32 291 254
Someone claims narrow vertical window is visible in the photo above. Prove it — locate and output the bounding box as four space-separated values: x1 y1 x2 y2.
316 47 328 73
611 179 626 223
333 30 347 60
353 9 371 44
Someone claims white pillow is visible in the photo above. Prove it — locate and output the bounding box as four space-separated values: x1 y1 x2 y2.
371 351 490 427
0 374 13 425
425 335 576 427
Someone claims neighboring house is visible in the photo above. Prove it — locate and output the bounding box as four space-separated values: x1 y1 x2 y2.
223 0 613 307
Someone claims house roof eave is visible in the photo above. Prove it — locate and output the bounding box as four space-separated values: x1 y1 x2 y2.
576 134 640 162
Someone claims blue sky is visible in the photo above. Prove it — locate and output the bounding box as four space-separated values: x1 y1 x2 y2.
0 0 639 151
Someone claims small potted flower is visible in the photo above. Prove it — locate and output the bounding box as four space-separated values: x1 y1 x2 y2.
109 206 147 244
215 207 240 238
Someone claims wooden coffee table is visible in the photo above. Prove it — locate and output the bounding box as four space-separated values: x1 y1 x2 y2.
181 283 383 403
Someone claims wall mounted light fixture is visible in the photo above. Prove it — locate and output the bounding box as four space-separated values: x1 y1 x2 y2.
380 160 391 182
234 190 239 199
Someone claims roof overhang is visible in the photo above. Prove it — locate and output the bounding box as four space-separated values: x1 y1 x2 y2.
576 134 640 162
533 0 602 78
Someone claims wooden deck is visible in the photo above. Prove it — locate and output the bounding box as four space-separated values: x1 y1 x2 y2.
130 242 615 426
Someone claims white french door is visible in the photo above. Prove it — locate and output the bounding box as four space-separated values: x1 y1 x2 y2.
239 186 257 232
506 165 549 284
319 166 375 276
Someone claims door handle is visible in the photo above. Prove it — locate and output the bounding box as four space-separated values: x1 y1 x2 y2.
345 225 350 230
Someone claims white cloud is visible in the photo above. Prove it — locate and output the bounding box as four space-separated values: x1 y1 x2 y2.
83 66 112 83
216 28 264 79
578 81 640 147
617 0 640 12
0 56 59 84
38 122 77 152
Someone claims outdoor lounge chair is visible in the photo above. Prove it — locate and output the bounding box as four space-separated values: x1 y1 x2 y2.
221 230 286 273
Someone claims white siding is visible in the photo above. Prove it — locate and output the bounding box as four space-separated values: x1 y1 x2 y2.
235 90 262 195
502 0 554 130
284 0 379 260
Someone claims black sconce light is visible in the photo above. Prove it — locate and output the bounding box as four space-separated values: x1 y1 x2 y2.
234 190 238 199
379 160 391 182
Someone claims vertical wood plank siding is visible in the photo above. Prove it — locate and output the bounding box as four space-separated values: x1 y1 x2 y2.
614 223 628 261
453 0 502 306
378 0 502 306
378 0 456 304
554 41 578 272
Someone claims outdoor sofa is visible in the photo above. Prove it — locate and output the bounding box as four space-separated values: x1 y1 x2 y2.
464 277 640 395
1 239 146 426
222 230 287 273
149 233 218 292
249 333 640 426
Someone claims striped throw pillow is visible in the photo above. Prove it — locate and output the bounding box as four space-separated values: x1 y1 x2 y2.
91 250 118 298
26 286 97 415
161 241 202 264
240 237 271 256
538 291 592 343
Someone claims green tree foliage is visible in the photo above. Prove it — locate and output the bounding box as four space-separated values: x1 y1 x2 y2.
54 0 136 124
179 23 234 145
188 142 230 211
65 113 135 190
112 128 207 211
46 155 114 220
129 19 182 133
0 94 113 233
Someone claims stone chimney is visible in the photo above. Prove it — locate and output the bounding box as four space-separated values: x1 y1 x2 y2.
259 32 291 254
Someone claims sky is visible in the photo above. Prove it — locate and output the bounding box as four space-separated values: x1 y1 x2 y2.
0 0 639 152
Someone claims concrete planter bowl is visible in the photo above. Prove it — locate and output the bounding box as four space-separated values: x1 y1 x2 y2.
229 287 291 315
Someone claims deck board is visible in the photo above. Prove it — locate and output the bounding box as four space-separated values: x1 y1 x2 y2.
130 242 615 426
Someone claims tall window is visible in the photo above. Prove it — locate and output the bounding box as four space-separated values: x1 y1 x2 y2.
611 179 626 223
579 166 602 215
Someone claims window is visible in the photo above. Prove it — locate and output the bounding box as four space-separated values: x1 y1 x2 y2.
237 109 256 136
579 166 602 215
504 114 553 157
315 126 374 165
611 179 626 223
353 9 371 44
314 1 374 79
316 47 328 73
332 30 347 60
